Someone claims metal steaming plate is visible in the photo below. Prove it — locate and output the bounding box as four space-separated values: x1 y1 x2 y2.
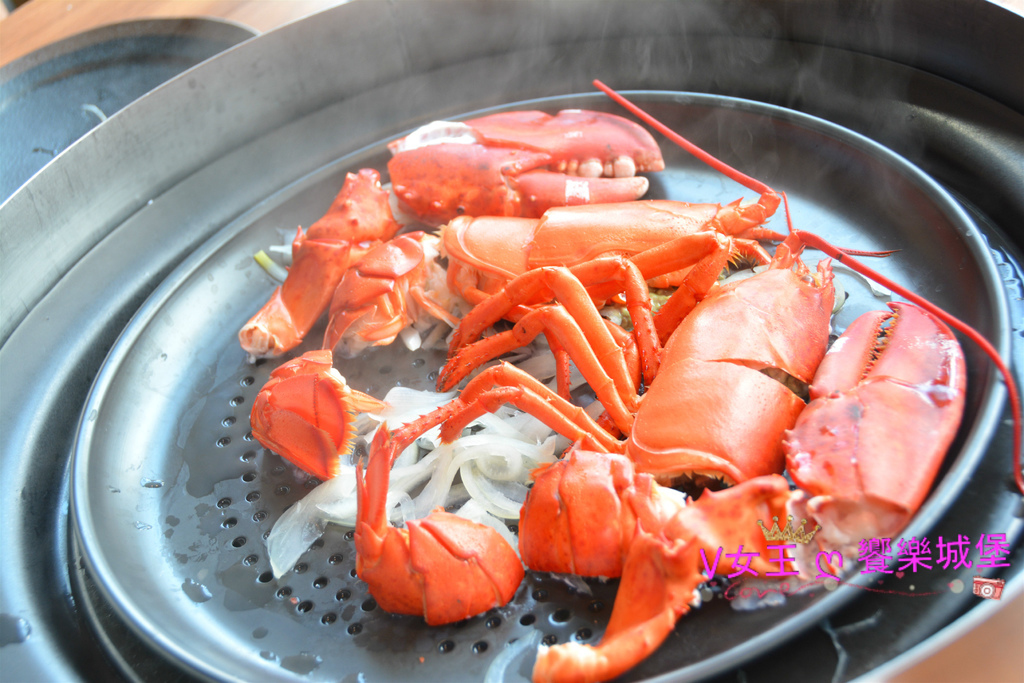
71 92 1009 682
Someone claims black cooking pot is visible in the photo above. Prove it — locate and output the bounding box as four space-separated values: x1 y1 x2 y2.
1 1 1021 681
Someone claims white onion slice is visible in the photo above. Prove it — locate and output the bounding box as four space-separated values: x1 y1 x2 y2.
483 629 541 683
455 498 521 557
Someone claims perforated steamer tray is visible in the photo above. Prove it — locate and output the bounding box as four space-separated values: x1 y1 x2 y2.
71 93 1010 682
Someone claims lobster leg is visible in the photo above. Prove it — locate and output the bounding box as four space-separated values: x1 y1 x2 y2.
444 304 640 434
437 363 623 453
239 169 400 358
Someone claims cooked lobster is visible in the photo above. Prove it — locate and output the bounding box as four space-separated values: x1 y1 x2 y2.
244 83 1021 683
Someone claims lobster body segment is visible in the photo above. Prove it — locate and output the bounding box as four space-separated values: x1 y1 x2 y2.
441 200 776 308
518 449 683 578
354 428 524 626
323 232 461 358
627 252 835 485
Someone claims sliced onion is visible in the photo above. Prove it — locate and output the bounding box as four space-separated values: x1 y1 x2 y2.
253 250 289 283
483 628 541 683
454 498 521 557
834 263 893 298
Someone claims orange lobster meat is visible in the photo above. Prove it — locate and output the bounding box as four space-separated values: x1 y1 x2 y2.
249 350 386 480
354 420 524 626
322 231 461 358
239 169 400 358
387 109 665 226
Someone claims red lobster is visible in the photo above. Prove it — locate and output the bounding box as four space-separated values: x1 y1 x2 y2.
246 84 1021 683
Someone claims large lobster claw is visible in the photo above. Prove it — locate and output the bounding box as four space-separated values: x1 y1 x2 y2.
387 110 664 225
784 302 967 555
250 350 386 480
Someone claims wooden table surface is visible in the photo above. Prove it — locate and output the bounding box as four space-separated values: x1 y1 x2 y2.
0 2 1021 682
0 0 346 67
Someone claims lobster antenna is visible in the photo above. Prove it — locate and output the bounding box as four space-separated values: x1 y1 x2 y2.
593 79 772 197
595 79 1022 497
593 80 896 258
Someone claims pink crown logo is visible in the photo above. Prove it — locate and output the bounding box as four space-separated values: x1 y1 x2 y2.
757 515 821 544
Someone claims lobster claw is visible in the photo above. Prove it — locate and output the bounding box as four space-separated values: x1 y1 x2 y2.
387 110 664 225
784 302 967 555
249 350 386 480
